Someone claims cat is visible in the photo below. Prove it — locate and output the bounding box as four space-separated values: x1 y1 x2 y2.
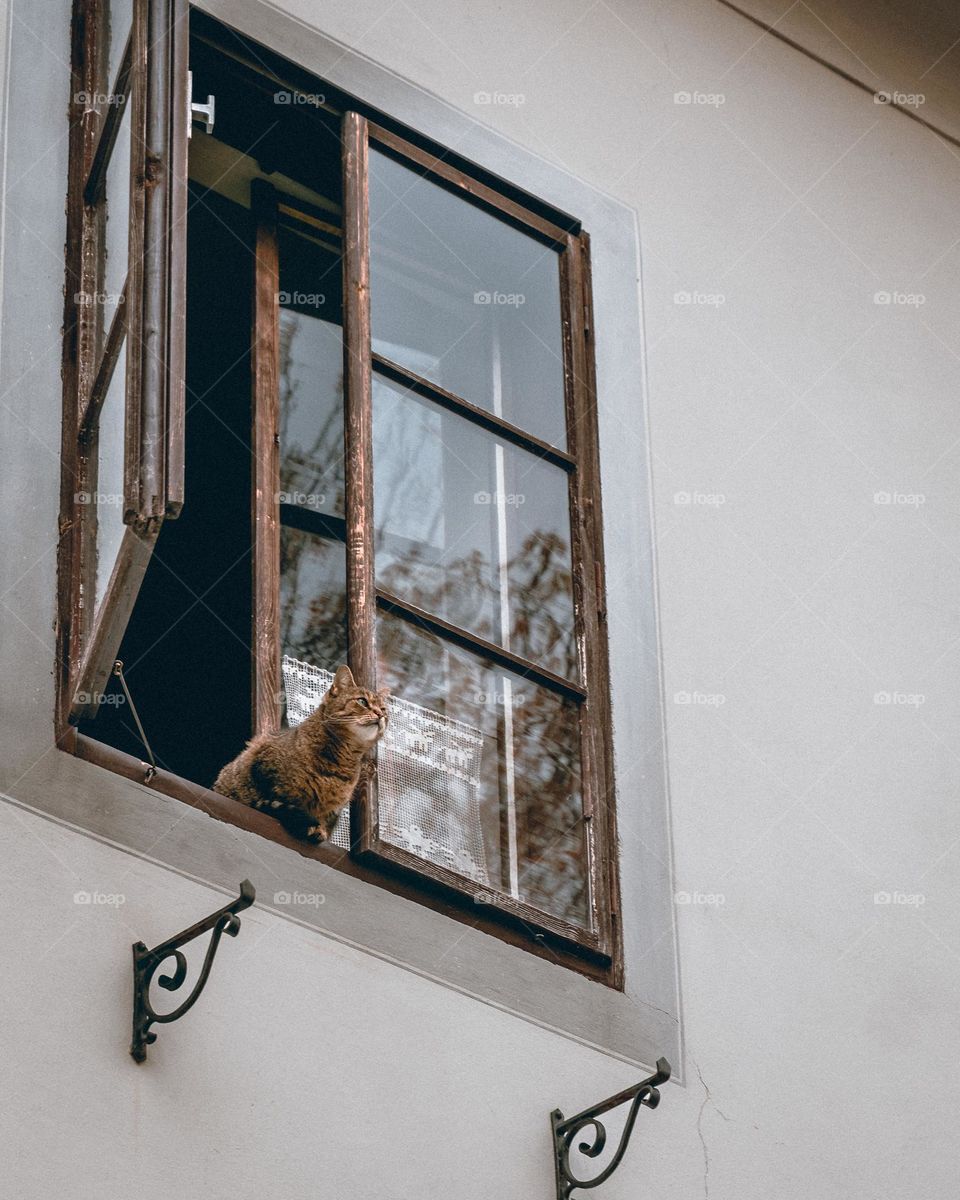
213 664 389 844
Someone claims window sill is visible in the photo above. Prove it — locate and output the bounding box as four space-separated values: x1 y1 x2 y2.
68 732 618 985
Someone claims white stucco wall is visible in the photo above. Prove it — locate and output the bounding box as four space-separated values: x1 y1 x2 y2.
1 0 958 1197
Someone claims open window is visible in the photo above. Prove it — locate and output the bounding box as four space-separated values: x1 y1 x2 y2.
61 0 187 724
60 10 620 974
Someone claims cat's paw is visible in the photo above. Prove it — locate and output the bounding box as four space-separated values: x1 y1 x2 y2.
304 824 328 844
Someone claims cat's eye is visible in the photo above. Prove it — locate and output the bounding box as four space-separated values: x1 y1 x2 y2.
355 697 370 708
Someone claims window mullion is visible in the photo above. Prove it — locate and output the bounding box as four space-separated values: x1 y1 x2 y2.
77 0 118 648
374 589 587 700
341 109 378 852
137 0 174 520
79 278 127 436
82 30 133 206
250 181 282 737
165 0 188 516
121 1 146 523
371 353 575 471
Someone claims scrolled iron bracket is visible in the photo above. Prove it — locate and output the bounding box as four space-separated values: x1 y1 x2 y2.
551 1057 671 1199
130 879 256 1062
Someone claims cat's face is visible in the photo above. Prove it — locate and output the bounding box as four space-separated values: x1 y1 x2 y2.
322 665 389 745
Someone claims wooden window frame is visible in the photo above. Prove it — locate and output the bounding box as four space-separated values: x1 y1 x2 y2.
58 0 187 731
347 117 617 959
59 8 623 982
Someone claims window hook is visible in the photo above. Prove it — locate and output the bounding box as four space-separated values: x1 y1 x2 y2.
112 660 157 782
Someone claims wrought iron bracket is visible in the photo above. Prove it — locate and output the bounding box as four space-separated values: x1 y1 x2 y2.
551 1057 671 1199
130 879 255 1062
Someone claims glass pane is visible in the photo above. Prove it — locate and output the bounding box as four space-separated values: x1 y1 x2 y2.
372 375 576 679
277 203 349 726
102 96 131 333
377 610 589 927
278 308 344 518
107 0 133 101
278 217 345 520
280 528 347 680
267 185 348 759
93 340 127 615
369 148 567 448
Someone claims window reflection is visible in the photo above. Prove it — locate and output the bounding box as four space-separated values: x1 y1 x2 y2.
277 212 348 679
377 610 589 926
372 377 576 679
369 148 567 448
278 305 344 519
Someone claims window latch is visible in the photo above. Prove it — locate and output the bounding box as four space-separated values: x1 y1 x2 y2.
187 70 215 138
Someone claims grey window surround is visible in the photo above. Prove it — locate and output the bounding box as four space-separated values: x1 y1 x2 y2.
0 0 681 1075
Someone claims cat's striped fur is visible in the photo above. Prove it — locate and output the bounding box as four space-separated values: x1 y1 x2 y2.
213 665 389 843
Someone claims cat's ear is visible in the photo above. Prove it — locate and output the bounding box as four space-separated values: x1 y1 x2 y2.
330 664 356 694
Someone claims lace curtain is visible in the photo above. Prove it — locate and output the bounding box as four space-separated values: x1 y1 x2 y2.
281 655 489 884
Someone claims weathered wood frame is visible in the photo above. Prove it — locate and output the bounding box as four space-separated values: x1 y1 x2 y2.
59 14 622 980
58 0 188 728
250 180 281 737
336 115 620 963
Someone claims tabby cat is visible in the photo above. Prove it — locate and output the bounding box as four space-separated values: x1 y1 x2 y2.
213 665 389 843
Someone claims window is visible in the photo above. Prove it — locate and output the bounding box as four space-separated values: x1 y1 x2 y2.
59 6 620 973
58 0 187 731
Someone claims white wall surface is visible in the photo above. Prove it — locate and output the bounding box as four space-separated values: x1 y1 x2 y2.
2 0 959 1197
0 801 677 1200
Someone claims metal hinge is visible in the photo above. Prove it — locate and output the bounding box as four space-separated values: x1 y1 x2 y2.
187 70 215 138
